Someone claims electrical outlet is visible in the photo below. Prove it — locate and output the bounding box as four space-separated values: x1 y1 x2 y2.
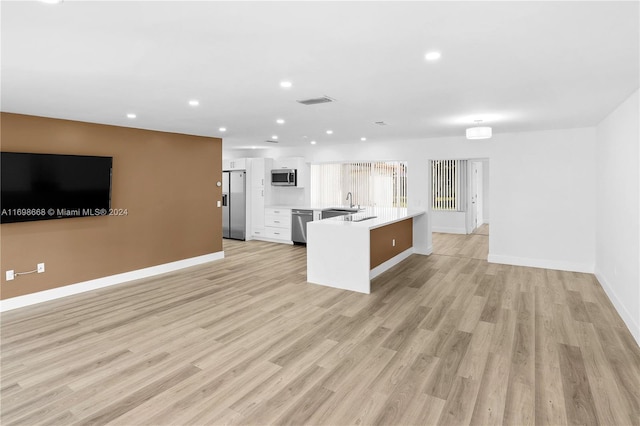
217 200 221 208
37 263 45 273
6 270 15 281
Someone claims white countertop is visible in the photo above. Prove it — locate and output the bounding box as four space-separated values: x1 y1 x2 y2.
311 207 426 230
266 205 330 211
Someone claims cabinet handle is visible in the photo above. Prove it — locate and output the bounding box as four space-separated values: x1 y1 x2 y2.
274 220 280 223
274 232 280 235
261 190 264 197
274 210 280 213
261 178 264 186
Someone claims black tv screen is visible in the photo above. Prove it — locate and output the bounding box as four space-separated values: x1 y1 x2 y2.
1 152 112 224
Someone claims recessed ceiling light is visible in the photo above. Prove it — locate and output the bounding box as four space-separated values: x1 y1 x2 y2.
188 99 200 107
251 146 257 149
272 135 278 140
40 0 63 4
219 127 226 132
361 137 367 141
276 119 285 124
280 81 292 88
310 141 317 145
126 113 136 119
425 51 441 61
326 130 333 135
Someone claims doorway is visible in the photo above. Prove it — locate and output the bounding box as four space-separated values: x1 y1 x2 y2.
470 161 483 233
430 157 490 259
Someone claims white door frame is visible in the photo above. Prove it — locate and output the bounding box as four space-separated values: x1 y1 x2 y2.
466 159 487 234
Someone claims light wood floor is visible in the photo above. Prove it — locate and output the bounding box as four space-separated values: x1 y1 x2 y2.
1 236 639 425
433 225 489 260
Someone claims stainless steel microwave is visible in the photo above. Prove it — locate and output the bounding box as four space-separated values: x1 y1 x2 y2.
271 169 297 186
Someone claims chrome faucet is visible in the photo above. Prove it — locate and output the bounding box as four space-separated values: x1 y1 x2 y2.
346 192 354 208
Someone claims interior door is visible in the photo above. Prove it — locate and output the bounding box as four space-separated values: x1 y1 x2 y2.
471 162 483 231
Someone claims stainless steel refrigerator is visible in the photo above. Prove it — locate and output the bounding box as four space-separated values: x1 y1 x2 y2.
222 170 246 240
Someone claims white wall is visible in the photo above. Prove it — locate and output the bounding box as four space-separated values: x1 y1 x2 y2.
432 211 467 234
482 159 490 223
488 128 597 273
595 89 639 344
229 127 597 273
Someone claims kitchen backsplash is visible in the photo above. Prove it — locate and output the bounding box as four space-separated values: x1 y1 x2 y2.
270 186 307 206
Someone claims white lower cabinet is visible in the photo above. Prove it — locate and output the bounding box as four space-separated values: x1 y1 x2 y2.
265 227 292 241
264 208 292 243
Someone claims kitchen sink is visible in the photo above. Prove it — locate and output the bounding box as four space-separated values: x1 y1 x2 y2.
352 215 377 222
322 207 365 219
329 207 362 213
334 214 377 222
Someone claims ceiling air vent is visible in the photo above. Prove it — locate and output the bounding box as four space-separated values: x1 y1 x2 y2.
374 121 388 126
297 96 335 105
265 140 279 144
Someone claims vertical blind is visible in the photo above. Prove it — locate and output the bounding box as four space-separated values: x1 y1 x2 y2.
311 161 407 208
432 159 467 211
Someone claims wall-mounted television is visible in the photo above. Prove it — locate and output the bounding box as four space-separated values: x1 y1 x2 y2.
1 152 113 224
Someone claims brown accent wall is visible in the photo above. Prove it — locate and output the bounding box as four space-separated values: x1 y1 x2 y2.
370 218 413 269
0 113 222 300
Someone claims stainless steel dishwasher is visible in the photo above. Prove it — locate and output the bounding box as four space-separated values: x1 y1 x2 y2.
292 209 313 244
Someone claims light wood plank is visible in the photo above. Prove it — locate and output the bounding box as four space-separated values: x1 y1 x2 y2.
1 234 638 426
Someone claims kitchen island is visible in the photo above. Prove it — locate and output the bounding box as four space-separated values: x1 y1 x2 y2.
307 207 428 294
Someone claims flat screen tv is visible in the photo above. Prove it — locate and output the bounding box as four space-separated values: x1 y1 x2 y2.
1 152 112 224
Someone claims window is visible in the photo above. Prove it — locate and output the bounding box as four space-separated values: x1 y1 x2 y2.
432 159 466 211
311 161 407 208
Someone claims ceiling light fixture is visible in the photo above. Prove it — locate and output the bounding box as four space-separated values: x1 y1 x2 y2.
219 127 227 132
126 113 136 119
310 141 317 145
40 0 63 4
188 99 200 107
280 81 292 88
466 120 492 140
272 135 278 140
360 137 367 141
425 51 441 61
276 119 285 124
326 130 333 135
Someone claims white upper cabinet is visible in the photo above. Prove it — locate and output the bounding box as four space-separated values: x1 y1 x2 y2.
222 158 247 170
249 158 272 188
272 157 304 170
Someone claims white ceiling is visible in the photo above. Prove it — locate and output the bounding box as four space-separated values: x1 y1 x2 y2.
1 1 638 149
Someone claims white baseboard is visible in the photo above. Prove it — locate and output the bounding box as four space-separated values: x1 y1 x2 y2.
0 251 225 312
432 226 467 235
250 236 293 245
594 269 640 347
370 248 414 280
414 245 433 256
487 254 594 274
